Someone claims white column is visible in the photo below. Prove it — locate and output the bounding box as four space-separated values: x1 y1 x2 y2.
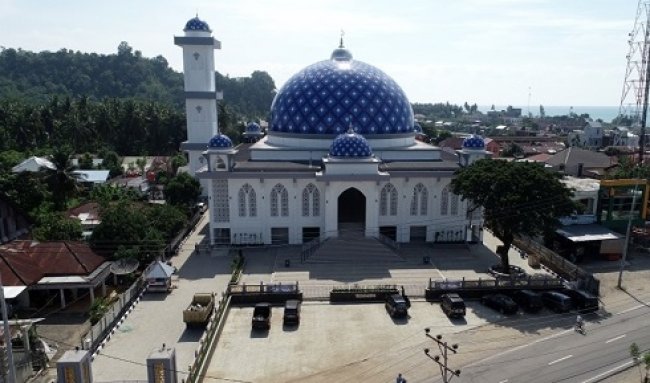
59 289 66 309
324 184 338 239
89 287 95 304
101 281 107 297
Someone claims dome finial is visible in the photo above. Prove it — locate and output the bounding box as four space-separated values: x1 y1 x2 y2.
339 29 345 48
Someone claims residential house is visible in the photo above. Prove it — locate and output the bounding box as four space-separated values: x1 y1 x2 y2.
544 147 616 177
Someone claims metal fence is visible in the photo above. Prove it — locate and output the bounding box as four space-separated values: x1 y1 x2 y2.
186 294 230 383
429 275 564 290
227 282 300 295
80 279 144 351
514 235 600 295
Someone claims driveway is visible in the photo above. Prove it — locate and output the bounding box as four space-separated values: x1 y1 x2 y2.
91 214 233 382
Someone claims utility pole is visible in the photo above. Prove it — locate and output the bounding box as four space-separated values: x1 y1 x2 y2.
618 182 640 288
0 276 16 383
424 328 460 383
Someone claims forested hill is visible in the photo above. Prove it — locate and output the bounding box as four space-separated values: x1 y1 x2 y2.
0 42 276 118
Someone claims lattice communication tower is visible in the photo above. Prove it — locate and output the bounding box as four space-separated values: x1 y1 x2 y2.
619 0 650 161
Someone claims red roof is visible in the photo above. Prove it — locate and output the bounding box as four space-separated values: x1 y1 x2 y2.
0 241 106 286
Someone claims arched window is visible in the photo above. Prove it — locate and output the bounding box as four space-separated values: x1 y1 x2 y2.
450 193 459 215
238 184 257 217
380 183 398 216
302 183 320 217
270 183 289 217
410 183 428 216
441 186 449 216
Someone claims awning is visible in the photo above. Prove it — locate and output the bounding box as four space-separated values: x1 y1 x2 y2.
3 286 27 299
556 224 623 242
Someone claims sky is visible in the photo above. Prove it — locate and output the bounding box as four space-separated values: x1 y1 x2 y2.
0 0 640 107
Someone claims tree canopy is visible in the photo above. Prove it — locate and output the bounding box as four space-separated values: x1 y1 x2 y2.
451 159 575 272
164 172 201 208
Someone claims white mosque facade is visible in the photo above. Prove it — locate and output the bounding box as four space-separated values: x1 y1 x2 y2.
176 17 490 246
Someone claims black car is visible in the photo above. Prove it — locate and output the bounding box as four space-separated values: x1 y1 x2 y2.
440 293 466 318
385 294 409 318
283 300 301 325
481 294 518 315
510 290 543 313
541 291 573 313
561 288 599 313
252 302 272 330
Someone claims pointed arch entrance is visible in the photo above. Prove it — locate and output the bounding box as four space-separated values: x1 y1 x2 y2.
337 187 366 226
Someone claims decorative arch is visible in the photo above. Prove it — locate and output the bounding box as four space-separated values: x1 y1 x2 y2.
410 183 428 216
302 183 320 217
270 183 289 217
238 184 257 217
380 183 398 216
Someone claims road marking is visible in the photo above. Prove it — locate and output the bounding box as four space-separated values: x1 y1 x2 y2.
548 354 573 365
498 380 508 383
616 304 644 315
465 329 573 367
580 361 634 383
605 334 626 344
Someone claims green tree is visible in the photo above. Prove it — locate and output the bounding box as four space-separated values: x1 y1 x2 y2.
165 172 201 207
502 143 524 158
78 153 94 170
146 204 187 240
135 156 147 176
451 159 575 272
170 153 187 175
90 201 150 257
32 212 82 241
44 145 81 210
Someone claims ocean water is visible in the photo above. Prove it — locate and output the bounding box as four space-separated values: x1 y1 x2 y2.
479 105 621 123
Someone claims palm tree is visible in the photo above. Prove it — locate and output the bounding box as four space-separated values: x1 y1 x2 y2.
45 145 81 211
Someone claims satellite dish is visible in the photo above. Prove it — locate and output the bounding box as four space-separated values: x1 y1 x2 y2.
110 258 139 275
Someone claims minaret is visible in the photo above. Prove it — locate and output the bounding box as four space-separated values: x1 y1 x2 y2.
175 16 221 188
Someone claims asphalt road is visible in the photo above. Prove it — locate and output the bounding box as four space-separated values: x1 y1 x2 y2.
458 304 650 383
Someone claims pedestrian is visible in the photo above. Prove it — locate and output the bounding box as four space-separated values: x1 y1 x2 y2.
396 373 407 383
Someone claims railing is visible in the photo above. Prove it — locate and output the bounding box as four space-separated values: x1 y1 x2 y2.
81 279 145 352
227 282 300 295
300 236 325 262
514 235 600 295
375 233 400 250
429 275 563 290
185 293 230 383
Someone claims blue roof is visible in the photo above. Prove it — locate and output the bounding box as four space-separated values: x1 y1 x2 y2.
184 16 211 32
208 134 233 148
462 134 485 149
246 122 261 132
270 47 414 136
329 131 372 158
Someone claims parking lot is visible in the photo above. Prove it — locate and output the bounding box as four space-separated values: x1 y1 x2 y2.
205 299 566 383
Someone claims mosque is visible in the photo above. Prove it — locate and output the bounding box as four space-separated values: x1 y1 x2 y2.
176 17 490 246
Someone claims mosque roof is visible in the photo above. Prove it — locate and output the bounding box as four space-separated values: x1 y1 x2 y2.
270 45 414 137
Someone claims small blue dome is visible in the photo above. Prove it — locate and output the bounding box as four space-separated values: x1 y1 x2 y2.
462 134 485 149
413 123 423 133
329 131 372 158
246 122 261 132
184 16 211 32
208 133 232 149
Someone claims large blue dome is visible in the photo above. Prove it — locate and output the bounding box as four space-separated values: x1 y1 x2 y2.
329 131 373 158
184 16 211 32
270 47 414 136
208 133 233 149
